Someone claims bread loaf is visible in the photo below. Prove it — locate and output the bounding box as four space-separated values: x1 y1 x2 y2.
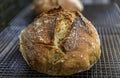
33 0 84 14
33 0 59 13
19 8 101 76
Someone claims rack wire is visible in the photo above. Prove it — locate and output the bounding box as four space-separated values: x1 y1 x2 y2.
0 3 120 78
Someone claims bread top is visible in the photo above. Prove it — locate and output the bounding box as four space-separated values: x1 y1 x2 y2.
25 8 100 53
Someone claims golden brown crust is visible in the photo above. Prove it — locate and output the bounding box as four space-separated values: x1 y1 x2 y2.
19 9 101 76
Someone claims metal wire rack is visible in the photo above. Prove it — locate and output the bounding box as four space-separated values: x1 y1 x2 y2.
0 3 120 78
83 3 120 25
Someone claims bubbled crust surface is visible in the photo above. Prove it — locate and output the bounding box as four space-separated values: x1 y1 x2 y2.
19 8 101 76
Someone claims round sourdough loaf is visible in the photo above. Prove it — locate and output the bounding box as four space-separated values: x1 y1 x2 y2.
19 8 101 76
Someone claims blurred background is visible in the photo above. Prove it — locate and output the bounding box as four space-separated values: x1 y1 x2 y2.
0 0 120 32
0 0 32 32
117 0 120 5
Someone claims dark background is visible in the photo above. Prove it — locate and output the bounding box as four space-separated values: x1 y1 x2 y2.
0 0 32 32
0 0 120 32
117 0 120 5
